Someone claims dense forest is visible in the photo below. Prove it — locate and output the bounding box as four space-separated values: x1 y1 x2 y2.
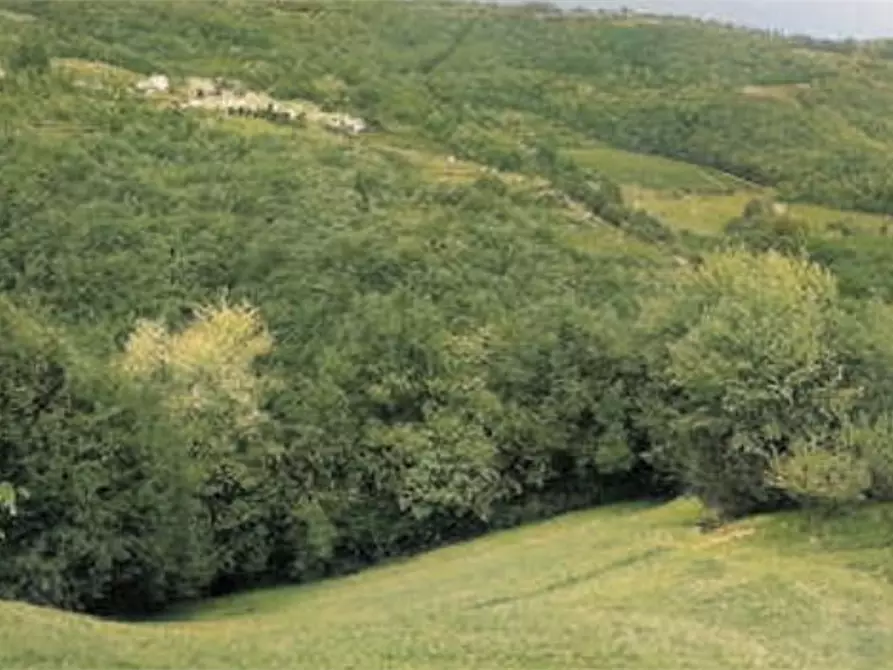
4 0 893 616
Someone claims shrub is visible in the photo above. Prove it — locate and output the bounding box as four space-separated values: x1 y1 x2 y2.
769 440 871 507
724 200 810 255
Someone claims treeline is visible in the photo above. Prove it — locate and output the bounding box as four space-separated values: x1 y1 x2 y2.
6 218 893 615
0 172 661 612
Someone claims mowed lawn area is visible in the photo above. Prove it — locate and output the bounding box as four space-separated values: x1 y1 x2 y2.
3 499 893 670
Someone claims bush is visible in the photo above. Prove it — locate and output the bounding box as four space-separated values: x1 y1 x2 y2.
724 200 810 255
770 440 871 507
838 415 893 501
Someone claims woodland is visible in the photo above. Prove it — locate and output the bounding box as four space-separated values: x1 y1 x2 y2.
3 0 893 616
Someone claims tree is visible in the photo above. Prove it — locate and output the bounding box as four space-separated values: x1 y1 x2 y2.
118 300 281 590
0 297 213 613
119 299 275 436
640 250 857 518
724 199 810 255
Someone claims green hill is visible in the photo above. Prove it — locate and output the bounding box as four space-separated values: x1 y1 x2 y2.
9 0 893 215
6 1 893 659
5 499 893 669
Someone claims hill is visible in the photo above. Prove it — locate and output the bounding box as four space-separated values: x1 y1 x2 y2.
4 0 893 639
10 0 893 217
5 499 893 669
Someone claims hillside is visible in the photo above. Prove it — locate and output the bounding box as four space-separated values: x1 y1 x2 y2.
5 500 893 669
5 0 893 650
10 0 893 213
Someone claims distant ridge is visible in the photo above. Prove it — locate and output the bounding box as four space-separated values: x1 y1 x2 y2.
488 0 893 40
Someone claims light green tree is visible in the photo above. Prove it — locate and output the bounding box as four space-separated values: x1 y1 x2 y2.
119 299 275 435
119 299 280 582
641 250 859 517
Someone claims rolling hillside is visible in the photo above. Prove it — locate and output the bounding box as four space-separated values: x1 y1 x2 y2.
5 500 893 669
5 2 893 664
8 0 893 216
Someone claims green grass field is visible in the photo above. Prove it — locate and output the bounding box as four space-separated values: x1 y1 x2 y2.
4 499 893 670
569 144 751 193
625 187 893 236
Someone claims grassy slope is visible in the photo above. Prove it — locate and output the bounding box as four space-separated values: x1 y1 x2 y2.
4 499 893 669
625 187 893 236
569 144 750 193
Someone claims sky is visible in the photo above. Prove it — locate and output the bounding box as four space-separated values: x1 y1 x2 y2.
491 1 893 40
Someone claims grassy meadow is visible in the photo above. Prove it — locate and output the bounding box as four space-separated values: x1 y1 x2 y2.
4 500 893 669
625 186 893 236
